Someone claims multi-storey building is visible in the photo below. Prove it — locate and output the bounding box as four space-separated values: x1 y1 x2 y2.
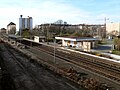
35 23 105 39
106 22 120 37
0 28 6 34
7 22 16 34
19 15 33 33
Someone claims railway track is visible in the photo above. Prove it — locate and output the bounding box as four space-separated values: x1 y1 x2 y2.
33 45 120 83
0 43 80 90
4 44 46 90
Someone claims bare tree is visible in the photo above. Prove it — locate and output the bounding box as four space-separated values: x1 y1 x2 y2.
113 37 120 50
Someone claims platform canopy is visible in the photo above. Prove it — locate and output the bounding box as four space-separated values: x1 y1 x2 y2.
8 35 22 40
55 37 99 41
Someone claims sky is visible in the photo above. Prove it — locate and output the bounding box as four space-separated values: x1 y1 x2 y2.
1 0 120 30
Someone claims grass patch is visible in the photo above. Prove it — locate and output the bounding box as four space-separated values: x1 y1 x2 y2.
112 50 120 55
98 41 107 45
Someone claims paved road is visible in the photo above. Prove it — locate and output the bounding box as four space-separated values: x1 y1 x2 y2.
94 44 112 52
93 39 113 53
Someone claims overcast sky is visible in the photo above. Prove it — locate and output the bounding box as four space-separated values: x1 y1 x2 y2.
1 0 120 30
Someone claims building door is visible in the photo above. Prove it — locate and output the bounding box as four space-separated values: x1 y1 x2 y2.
67 41 70 46
74 41 77 47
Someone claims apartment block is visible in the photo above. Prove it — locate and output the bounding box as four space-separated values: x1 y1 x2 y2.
106 22 120 36
7 22 16 34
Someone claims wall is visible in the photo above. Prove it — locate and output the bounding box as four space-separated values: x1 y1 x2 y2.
70 41 75 47
34 36 39 43
7 25 16 34
76 42 83 50
83 42 91 51
61 39 97 51
30 18 33 31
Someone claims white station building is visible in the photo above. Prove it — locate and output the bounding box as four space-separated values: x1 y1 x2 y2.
55 37 99 51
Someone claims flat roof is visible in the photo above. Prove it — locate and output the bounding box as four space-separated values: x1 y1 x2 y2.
55 37 99 41
8 35 21 39
34 36 46 38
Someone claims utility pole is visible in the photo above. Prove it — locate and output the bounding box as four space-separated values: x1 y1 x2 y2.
46 24 51 44
29 16 32 47
54 39 56 64
54 37 58 73
47 24 48 44
104 17 109 39
104 17 109 27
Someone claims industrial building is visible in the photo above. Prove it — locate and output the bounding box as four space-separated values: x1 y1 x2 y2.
19 15 33 33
